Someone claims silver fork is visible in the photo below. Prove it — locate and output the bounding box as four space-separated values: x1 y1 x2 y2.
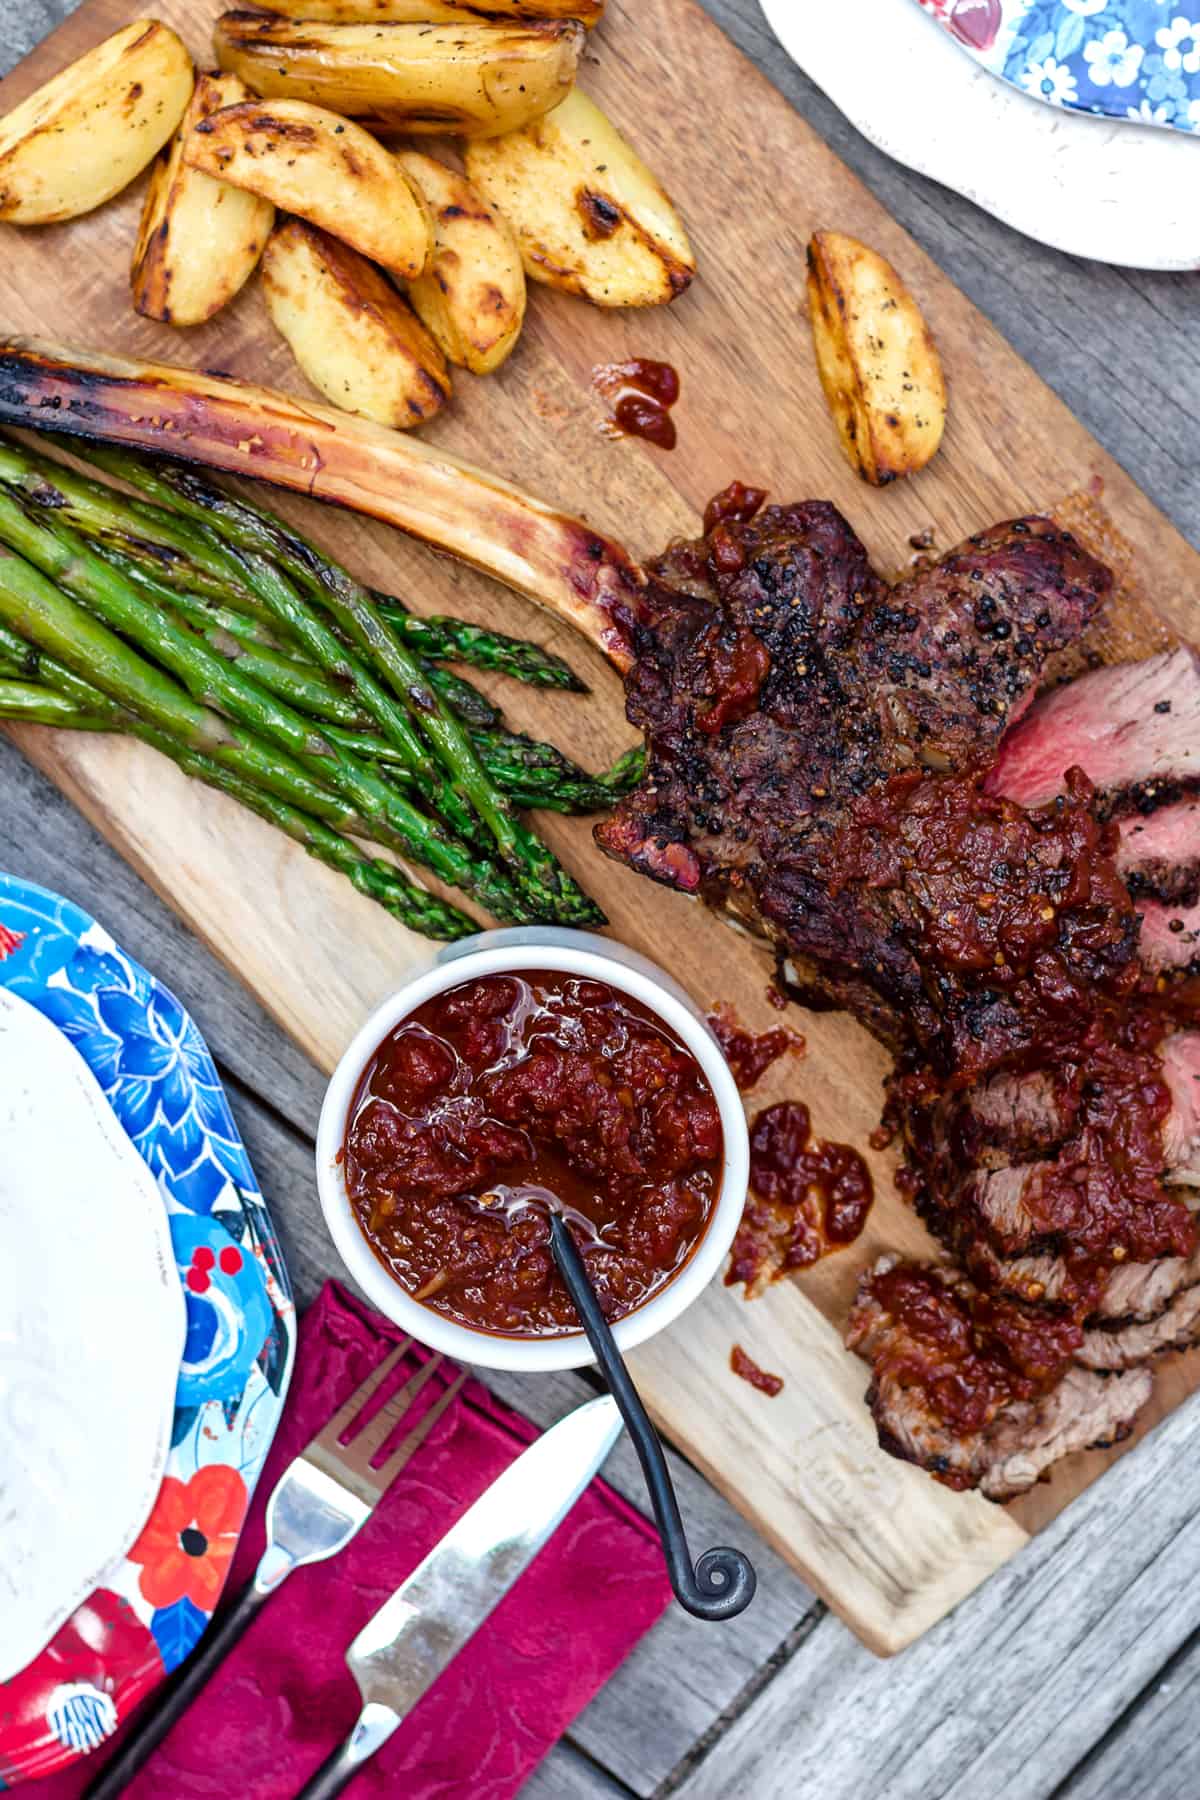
85 1342 467 1799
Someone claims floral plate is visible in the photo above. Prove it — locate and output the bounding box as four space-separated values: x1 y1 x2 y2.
917 0 1200 132
0 874 295 1786
760 0 1200 268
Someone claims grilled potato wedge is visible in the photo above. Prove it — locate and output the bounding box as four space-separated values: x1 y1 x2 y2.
397 150 525 375
131 71 274 327
0 20 193 225
464 89 695 308
183 99 431 278
213 12 582 138
806 229 947 486
262 216 450 429
259 0 603 21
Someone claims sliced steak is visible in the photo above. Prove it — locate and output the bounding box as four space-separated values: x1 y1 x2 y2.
966 1245 1079 1307
847 1256 1151 1499
1163 1031 1200 1178
608 492 1189 1498
1080 1281 1200 1369
1117 800 1200 907
964 1070 1064 1158
1137 896 1200 975
974 1212 1200 1328
973 1365 1152 1497
1097 1247 1200 1322
958 1163 1047 1254
988 646 1200 816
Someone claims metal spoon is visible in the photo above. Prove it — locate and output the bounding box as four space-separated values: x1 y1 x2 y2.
548 1212 757 1622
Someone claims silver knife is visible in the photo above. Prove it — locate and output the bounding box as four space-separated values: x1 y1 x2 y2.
296 1394 623 1799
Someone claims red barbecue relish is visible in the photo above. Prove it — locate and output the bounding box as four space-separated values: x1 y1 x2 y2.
727 1102 873 1293
828 767 1142 1083
592 359 681 450
703 481 768 533
694 620 771 735
847 767 1195 1445
866 1264 1084 1451
706 1004 806 1092
730 1344 784 1397
1028 1012 1186 1263
343 971 723 1337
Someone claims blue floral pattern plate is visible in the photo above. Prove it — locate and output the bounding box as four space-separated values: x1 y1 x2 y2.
918 0 1200 131
0 874 295 1786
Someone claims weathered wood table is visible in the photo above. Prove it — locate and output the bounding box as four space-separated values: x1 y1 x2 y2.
5 4 1199 1795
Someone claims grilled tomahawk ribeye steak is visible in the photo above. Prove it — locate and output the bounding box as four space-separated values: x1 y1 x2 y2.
598 486 1199 1498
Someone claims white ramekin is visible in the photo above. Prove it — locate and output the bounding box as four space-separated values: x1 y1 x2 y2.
315 927 749 1372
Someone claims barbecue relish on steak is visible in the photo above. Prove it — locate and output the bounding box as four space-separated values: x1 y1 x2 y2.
826 767 1142 1083
600 480 1199 1496
342 972 723 1337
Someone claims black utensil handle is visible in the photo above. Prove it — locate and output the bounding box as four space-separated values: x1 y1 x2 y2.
549 1215 756 1622
83 1578 272 1799
296 1706 400 1799
296 1737 363 1800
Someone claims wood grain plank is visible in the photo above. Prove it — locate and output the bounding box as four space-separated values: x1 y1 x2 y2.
520 1744 634 1800
669 1396 1200 1800
3 0 1199 1652
1063 1644 1200 1800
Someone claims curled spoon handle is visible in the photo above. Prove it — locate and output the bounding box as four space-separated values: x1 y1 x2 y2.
548 1214 756 1622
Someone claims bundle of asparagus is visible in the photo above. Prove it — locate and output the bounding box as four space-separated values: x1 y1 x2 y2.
0 435 643 941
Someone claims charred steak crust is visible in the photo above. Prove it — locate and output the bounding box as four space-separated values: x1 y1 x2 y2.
597 500 1109 911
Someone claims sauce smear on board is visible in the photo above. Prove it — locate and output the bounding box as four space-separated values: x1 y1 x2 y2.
343 971 723 1337
707 1004 806 1092
727 1101 874 1297
593 358 681 449
730 1344 784 1397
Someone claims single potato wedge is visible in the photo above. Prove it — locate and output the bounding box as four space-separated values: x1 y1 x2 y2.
397 150 525 375
261 216 450 429
464 89 695 308
258 0 603 22
213 12 582 138
132 71 274 327
0 20 193 225
183 99 431 277
806 229 947 486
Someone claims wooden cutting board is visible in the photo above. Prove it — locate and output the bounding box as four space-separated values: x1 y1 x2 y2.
3 0 1197 1657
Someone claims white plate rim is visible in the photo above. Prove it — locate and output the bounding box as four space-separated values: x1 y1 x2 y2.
758 0 1200 271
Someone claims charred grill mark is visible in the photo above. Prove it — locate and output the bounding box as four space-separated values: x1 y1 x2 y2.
1123 858 1200 908
576 188 622 240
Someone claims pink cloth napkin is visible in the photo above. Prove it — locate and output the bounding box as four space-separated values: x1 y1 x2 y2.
45 1282 669 1799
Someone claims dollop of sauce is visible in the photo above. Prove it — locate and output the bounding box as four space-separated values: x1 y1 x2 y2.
693 613 771 735
730 1344 784 1397
343 971 723 1337
593 359 680 450
703 481 768 533
726 1101 874 1296
829 767 1141 1083
707 1004 806 1092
